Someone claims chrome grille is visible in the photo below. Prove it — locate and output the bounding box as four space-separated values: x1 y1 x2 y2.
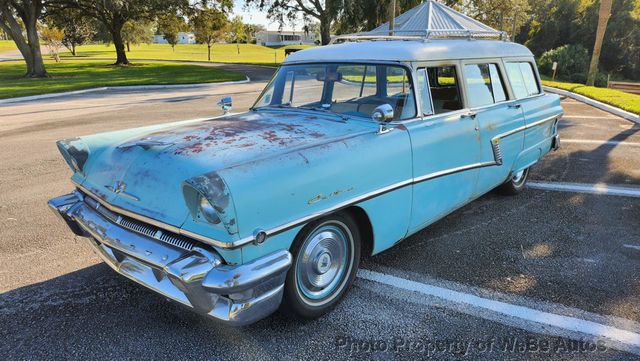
82 194 195 251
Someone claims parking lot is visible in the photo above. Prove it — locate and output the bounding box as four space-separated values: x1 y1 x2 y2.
1 74 639 359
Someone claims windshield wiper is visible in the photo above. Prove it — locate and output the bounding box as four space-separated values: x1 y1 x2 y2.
253 104 348 122
297 106 349 122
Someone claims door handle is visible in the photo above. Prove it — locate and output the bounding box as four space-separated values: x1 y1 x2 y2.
461 111 477 119
508 104 522 109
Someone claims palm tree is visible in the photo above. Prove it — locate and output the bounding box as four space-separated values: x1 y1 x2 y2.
587 0 613 86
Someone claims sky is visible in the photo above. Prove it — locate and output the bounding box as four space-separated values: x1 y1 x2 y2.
232 0 305 31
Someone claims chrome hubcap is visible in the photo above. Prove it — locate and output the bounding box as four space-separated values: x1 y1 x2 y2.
296 223 350 301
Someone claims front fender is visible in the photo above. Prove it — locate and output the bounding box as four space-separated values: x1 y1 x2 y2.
218 124 413 262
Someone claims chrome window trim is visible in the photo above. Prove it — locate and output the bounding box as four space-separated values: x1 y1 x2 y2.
72 112 561 250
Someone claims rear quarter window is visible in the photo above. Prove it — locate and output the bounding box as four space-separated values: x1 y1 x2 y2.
505 62 541 99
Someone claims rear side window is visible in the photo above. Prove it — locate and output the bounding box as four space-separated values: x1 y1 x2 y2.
426 66 463 114
506 62 541 99
463 63 508 108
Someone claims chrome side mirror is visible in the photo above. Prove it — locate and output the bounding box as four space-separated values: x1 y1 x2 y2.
372 104 394 134
371 104 394 122
217 96 232 114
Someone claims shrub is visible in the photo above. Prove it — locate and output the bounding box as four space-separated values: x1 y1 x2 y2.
538 45 589 81
569 73 587 84
594 73 609 88
542 80 640 115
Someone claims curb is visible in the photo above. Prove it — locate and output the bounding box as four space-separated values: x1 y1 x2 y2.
0 77 250 105
543 86 639 124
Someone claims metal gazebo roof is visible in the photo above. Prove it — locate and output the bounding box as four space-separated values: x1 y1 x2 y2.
333 0 507 43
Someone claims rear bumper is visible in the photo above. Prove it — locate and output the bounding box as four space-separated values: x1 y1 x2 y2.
48 192 292 326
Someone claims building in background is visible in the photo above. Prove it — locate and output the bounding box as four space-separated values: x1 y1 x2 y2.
256 30 316 46
154 32 196 45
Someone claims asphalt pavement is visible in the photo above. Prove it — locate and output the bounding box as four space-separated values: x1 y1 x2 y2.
1 73 639 360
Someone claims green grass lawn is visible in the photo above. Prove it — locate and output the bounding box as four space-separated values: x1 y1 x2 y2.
542 80 640 115
60 43 314 65
0 40 16 52
0 60 245 99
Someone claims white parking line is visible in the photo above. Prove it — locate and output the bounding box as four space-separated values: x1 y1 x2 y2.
528 182 640 198
563 139 640 147
359 269 640 352
562 115 619 120
623 244 640 251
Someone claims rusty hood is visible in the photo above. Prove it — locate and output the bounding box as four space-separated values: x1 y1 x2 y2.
75 110 373 230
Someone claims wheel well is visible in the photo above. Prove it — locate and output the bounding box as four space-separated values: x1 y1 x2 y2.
342 206 374 258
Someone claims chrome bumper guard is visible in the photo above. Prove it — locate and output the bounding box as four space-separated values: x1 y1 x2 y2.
48 192 292 326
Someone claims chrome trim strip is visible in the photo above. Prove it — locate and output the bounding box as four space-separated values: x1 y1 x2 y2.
73 182 243 249
72 113 562 249
263 113 563 239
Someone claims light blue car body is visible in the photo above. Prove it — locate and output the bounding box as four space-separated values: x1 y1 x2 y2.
58 40 563 267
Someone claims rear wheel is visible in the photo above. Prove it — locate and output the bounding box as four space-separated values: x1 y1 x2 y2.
282 213 360 319
497 167 530 195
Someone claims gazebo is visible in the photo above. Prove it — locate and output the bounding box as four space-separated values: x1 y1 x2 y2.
333 0 507 43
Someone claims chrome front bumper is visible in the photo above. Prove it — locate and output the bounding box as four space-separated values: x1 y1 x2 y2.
48 192 292 326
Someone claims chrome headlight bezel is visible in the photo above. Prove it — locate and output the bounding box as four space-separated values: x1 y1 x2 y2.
56 138 90 174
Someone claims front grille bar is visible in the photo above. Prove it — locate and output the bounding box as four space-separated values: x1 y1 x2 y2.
83 196 195 251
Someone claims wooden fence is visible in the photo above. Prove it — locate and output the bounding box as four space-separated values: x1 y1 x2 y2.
609 81 640 95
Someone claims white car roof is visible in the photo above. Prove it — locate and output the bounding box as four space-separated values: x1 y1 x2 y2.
284 40 533 64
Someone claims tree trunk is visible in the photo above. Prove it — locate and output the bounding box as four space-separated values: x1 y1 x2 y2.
320 18 331 45
71 44 76 56
24 16 46 77
236 43 240 54
207 44 211 61
388 0 396 36
0 1 47 77
587 0 613 86
110 22 129 65
126 42 131 52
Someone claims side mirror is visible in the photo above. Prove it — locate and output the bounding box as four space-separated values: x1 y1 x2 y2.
371 104 394 122
217 96 232 114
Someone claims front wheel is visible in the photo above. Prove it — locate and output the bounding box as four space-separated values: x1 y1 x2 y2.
282 212 360 319
497 167 530 195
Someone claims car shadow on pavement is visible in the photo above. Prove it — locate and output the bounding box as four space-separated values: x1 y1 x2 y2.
365 125 640 325
0 262 309 359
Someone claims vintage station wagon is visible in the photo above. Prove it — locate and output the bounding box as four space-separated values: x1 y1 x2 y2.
49 38 563 325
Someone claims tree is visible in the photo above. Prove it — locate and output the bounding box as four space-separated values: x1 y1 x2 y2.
228 15 245 54
157 13 186 51
245 0 341 45
40 26 64 62
334 0 420 35
46 7 96 56
0 0 47 77
49 0 187 65
191 7 227 61
121 20 154 52
587 0 613 86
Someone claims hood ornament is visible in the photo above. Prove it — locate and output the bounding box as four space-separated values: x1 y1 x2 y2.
105 181 139 201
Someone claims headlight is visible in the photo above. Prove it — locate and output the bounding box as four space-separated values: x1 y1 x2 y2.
199 196 221 224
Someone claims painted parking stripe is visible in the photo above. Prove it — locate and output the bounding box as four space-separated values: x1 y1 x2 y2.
563 139 640 147
528 182 640 198
358 269 640 349
562 115 619 120
623 244 640 251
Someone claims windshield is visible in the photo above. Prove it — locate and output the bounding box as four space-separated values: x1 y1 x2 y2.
253 63 417 121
